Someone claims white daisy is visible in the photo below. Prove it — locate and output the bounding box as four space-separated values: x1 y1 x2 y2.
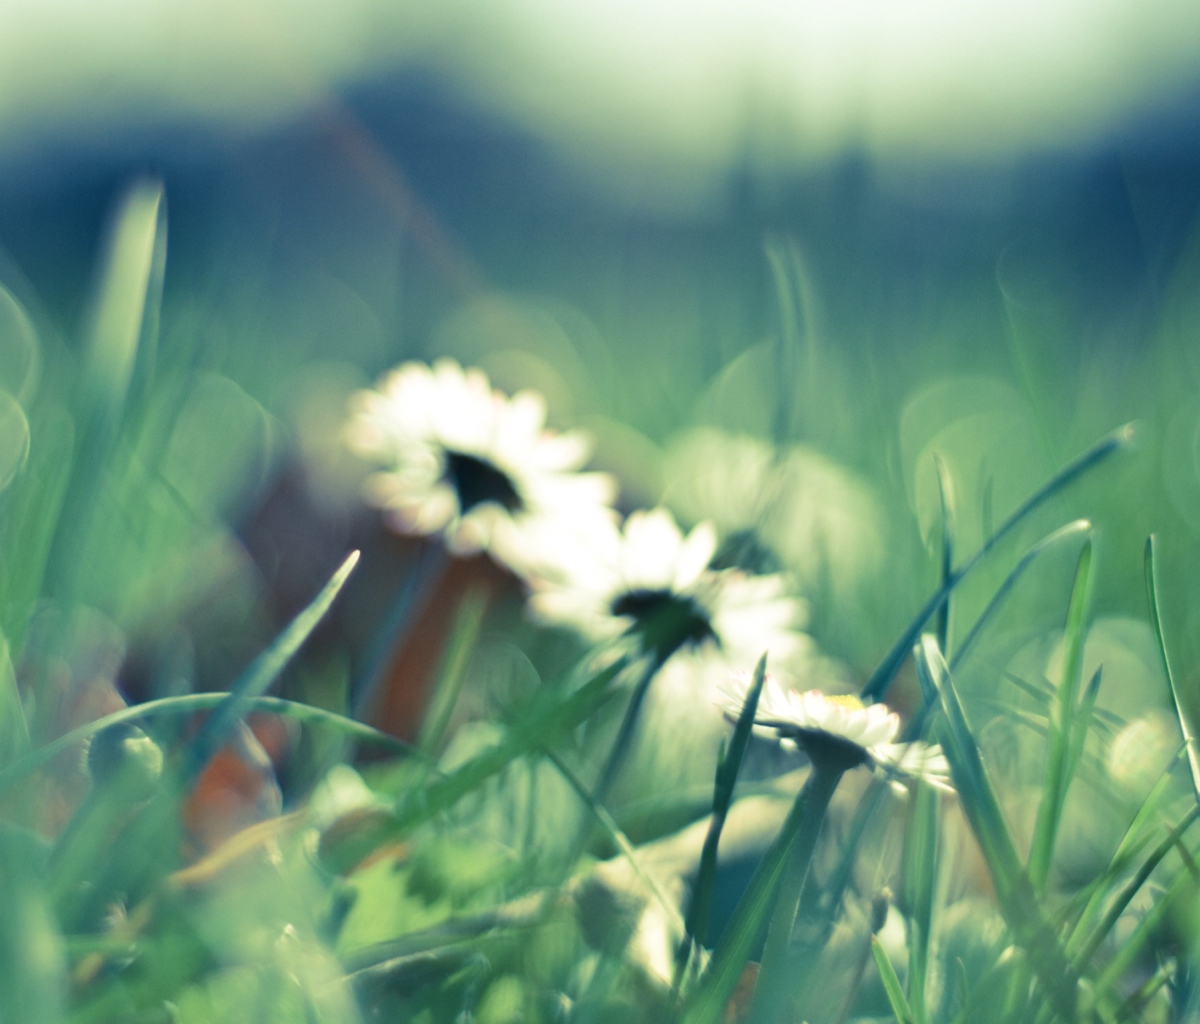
720 672 952 787
529 507 811 667
345 358 617 573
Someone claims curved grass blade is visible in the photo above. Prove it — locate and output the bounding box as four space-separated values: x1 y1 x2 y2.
1145 535 1200 804
1028 538 1093 894
863 426 1131 702
915 636 1079 1020
0 691 412 795
184 550 359 781
676 654 768 983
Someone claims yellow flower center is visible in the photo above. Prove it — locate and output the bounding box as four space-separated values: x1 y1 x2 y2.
824 693 866 711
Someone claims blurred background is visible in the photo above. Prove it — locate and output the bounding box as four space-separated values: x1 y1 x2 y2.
2 2 1200 711
3 10 1200 1021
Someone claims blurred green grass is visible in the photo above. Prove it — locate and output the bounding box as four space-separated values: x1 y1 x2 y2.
0 116 1199 1022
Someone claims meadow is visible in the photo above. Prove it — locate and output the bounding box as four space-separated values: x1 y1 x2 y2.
0 149 1197 1024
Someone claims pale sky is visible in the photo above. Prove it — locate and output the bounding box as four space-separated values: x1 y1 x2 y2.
2 0 1198 202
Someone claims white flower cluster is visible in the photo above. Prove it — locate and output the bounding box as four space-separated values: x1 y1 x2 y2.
719 672 952 788
345 355 816 677
346 359 838 699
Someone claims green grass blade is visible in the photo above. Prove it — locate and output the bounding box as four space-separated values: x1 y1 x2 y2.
950 520 1091 672
319 657 627 874
44 180 166 601
1145 534 1200 804
81 179 164 421
915 635 1079 1020
933 452 956 657
184 550 359 780
863 426 1130 702
678 654 768 979
1073 806 1199 972
902 780 940 1024
1063 754 1183 952
872 935 914 1024
417 586 487 756
1028 538 1093 894
780 776 891 1009
1115 958 1175 1023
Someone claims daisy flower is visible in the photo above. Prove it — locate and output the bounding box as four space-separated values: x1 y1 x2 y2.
720 671 952 788
529 507 810 667
345 358 617 574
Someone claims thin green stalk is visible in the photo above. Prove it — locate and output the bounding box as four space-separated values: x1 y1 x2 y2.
352 542 449 721
1064 757 1183 953
1115 958 1175 1023
747 763 845 1024
783 775 891 1008
544 748 683 935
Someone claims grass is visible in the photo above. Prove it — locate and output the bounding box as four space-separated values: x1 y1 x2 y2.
0 172 1197 1024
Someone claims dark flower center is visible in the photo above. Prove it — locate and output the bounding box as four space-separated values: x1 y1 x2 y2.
444 451 524 514
610 588 717 658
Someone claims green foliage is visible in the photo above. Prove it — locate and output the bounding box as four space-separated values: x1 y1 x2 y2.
0 171 1196 1024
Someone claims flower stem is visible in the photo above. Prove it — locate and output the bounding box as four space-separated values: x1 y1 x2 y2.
592 649 668 809
748 763 845 1024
